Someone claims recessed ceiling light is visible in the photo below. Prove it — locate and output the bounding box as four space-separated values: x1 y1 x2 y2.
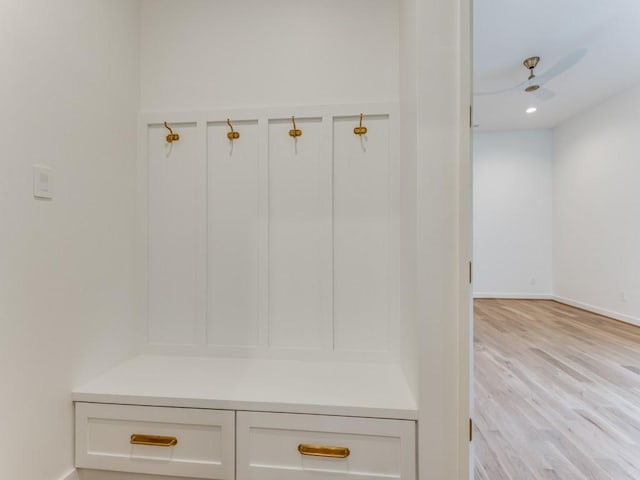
526 107 537 114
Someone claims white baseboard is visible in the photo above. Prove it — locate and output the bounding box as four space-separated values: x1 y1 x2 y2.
60 469 79 480
552 296 640 327
474 292 553 300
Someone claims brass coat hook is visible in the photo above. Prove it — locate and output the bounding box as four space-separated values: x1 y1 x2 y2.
164 122 180 143
289 116 302 137
227 119 240 140
354 113 368 135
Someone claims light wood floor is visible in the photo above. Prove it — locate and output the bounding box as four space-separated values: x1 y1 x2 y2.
474 299 640 480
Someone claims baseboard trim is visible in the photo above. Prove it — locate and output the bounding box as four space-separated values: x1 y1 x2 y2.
60 469 79 480
474 292 553 300
552 296 640 328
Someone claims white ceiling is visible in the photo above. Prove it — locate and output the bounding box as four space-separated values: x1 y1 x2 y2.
473 0 640 131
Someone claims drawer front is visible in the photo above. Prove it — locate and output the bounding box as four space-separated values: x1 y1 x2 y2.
236 411 416 480
75 403 235 480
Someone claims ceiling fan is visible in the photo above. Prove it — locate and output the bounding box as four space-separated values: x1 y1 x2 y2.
474 49 587 101
523 56 541 91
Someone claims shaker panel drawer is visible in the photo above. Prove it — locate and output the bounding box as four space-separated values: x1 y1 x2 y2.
236 411 415 480
75 402 234 479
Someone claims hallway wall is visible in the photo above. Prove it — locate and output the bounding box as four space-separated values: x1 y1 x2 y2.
0 1 141 478
554 82 640 326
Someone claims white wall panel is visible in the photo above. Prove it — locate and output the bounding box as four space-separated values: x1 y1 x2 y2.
268 118 332 349
207 121 261 346
142 106 398 358
148 123 200 344
333 116 391 352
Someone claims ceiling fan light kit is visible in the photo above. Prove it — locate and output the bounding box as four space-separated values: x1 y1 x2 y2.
523 56 540 70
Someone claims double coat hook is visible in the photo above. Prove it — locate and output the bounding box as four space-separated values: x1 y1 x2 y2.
289 116 302 137
353 113 368 135
227 119 240 140
164 122 180 143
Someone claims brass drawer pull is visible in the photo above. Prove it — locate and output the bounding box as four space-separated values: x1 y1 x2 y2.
298 444 350 458
130 434 178 447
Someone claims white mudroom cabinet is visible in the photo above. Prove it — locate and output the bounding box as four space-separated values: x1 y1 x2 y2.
73 103 417 479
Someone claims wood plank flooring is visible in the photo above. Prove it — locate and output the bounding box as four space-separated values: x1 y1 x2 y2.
474 299 640 480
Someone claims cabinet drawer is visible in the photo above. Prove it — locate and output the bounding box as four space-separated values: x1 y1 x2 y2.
75 402 234 479
237 411 416 480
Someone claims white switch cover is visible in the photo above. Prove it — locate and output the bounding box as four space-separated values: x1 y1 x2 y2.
33 165 53 199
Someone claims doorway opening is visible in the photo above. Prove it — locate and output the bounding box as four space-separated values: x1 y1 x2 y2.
471 1 640 478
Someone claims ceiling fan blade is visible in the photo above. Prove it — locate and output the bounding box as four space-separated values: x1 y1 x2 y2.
536 48 587 86
474 79 528 96
533 87 555 101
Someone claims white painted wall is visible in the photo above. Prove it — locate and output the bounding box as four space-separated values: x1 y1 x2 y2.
0 1 140 479
411 0 472 478
139 0 399 111
398 0 419 399
554 83 640 325
473 130 553 298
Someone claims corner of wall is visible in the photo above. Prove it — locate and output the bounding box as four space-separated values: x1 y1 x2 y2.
60 469 79 480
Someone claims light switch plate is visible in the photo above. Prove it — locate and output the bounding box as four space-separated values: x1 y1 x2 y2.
33 165 53 199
